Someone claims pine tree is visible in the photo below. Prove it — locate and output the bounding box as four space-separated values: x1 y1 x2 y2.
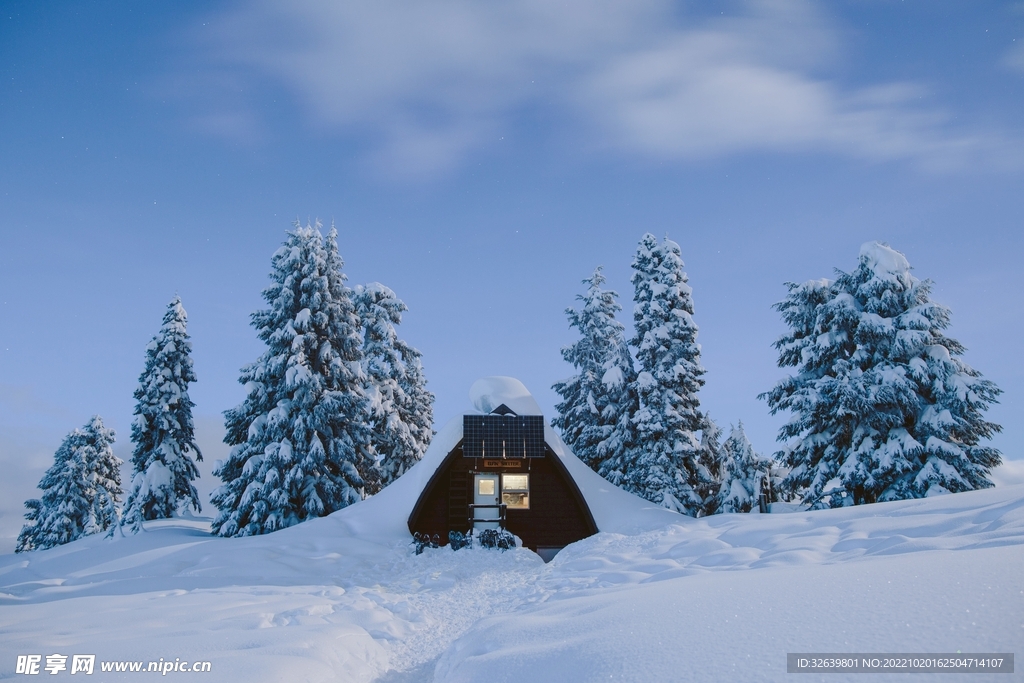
17 417 121 552
698 413 724 514
323 226 381 494
87 417 123 534
212 222 372 537
761 242 1002 508
121 296 203 532
552 267 639 484
715 422 766 514
354 282 434 492
627 234 710 515
394 345 433 478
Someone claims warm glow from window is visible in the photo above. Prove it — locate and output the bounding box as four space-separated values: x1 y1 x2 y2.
502 474 529 509
478 479 495 496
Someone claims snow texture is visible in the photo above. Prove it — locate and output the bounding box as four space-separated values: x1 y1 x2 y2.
3 479 1021 681
121 295 203 532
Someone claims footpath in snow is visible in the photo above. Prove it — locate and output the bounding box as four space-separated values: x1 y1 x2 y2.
1 482 1022 682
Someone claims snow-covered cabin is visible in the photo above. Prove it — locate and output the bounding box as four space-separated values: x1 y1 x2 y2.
408 378 598 560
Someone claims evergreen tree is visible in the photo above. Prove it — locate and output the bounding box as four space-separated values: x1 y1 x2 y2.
698 412 724 514
354 282 434 492
88 418 124 535
715 422 766 514
393 344 433 479
761 242 1002 508
552 267 639 484
121 295 203 532
17 417 121 552
323 226 381 493
627 234 709 515
212 222 372 537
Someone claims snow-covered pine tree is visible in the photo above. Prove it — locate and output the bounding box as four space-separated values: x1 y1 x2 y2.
393 345 434 478
17 431 91 553
212 222 372 537
121 295 203 533
715 422 766 514
552 267 639 484
698 412 724 514
761 242 1002 508
323 226 381 495
16 417 122 552
87 416 124 534
353 282 434 493
627 234 710 515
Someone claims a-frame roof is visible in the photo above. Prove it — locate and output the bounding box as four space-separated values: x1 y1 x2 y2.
333 377 683 542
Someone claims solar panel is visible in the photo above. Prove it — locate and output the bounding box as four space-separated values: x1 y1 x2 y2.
463 414 545 458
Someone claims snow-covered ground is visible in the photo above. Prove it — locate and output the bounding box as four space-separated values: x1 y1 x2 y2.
2 481 1021 682
3 378 1021 681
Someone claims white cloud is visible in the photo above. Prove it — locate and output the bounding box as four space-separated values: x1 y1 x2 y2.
590 34 881 155
188 0 1018 175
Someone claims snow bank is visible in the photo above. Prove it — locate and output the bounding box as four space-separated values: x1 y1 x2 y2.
1 484 1022 682
1 376 1020 683
438 484 1024 682
436 543 1021 683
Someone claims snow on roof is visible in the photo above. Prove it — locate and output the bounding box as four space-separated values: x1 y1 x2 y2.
336 377 681 542
468 376 543 416
859 241 912 281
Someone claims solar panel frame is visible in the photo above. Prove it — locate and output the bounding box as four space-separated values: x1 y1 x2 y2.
463 414 545 458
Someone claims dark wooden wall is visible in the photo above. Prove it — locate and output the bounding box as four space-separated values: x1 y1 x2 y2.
408 441 597 553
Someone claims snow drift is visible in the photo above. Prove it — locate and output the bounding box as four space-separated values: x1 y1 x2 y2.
1 377 1021 682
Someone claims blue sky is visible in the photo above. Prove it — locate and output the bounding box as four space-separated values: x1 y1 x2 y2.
1 0 1022 546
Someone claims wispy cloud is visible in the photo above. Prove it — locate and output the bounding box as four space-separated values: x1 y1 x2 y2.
184 0 1019 176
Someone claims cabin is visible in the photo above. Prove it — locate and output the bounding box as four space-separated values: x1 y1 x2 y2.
408 389 598 562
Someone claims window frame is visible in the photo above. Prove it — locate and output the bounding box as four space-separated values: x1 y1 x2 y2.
501 473 530 510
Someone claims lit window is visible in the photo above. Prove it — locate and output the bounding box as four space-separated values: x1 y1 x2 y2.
478 479 495 496
502 474 529 509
